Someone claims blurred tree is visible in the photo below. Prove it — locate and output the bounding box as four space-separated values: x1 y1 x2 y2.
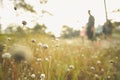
61 25 80 38
13 0 35 12
15 26 26 36
113 21 120 27
32 23 47 34
112 8 120 12
5 26 14 34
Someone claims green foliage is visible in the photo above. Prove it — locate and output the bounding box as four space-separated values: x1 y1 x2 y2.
32 24 47 34
113 21 120 27
0 32 120 80
61 25 80 38
15 26 27 37
15 0 35 12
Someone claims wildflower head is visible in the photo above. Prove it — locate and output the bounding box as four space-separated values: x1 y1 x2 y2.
97 60 101 64
37 58 41 62
2 52 11 59
94 74 99 78
107 76 111 79
38 42 42 47
14 6 17 10
109 60 114 64
40 73 45 79
31 74 35 78
115 57 118 59
45 57 49 62
22 20 27 25
7 37 11 41
66 68 71 72
10 44 33 63
90 66 95 70
42 44 48 49
101 68 104 72
69 65 75 69
31 39 36 43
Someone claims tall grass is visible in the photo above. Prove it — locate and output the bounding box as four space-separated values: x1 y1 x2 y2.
0 34 120 80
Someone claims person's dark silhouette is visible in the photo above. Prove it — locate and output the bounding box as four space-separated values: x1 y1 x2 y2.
87 10 95 41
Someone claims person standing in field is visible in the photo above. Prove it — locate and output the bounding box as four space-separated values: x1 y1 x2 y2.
87 10 95 41
103 19 113 39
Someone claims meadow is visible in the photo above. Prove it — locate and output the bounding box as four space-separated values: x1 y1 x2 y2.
0 33 120 80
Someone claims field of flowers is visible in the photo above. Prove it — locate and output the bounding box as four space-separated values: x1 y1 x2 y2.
0 34 120 80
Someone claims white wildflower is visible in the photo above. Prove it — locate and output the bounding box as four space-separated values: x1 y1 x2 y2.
66 68 71 72
42 44 48 49
38 42 43 47
97 60 101 64
45 58 49 62
107 76 111 79
37 58 41 62
36 48 39 51
7 37 11 41
115 57 118 59
81 54 85 57
95 74 99 78
69 65 75 69
31 74 35 78
24 77 27 80
2 53 11 59
101 68 104 72
40 73 45 79
90 66 95 70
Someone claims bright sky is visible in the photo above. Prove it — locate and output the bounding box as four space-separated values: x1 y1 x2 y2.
0 0 120 37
